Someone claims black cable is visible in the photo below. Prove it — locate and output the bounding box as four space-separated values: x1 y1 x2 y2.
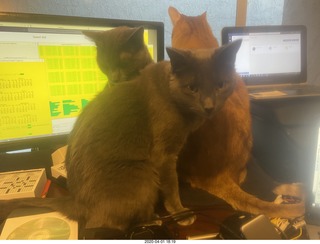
147 207 244 240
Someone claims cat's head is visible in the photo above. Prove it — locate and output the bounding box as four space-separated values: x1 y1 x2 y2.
166 39 242 118
83 26 153 83
168 6 219 49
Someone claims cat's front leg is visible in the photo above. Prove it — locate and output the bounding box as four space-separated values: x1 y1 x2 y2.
159 156 196 226
272 182 305 199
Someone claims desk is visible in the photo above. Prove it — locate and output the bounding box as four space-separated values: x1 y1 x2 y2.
0 180 310 240
46 181 236 239
45 181 309 240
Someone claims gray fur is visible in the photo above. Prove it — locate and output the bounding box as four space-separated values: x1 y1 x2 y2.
83 26 153 83
0 37 241 232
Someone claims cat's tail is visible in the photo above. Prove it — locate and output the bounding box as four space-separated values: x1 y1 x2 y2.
0 196 79 222
204 177 305 219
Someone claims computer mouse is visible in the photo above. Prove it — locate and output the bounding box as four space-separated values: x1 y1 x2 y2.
219 212 255 239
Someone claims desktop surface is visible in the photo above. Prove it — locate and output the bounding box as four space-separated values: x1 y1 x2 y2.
0 180 310 240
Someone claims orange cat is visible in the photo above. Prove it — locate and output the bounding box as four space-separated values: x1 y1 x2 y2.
169 6 305 218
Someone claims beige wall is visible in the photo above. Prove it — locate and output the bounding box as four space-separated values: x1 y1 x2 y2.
283 0 320 85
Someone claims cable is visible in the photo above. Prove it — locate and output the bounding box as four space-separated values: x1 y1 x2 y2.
291 227 303 240
150 207 244 240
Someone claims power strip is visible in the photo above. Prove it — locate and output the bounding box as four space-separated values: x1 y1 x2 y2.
0 168 47 200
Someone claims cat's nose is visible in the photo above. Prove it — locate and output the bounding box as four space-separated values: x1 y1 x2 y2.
203 97 214 116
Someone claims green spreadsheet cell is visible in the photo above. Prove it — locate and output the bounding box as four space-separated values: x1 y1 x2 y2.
66 85 81 95
46 59 63 69
50 85 66 96
82 71 97 82
61 46 79 56
65 72 81 82
80 59 96 69
63 58 80 69
48 72 64 83
83 84 97 94
39 46 62 56
37 45 108 100
79 46 96 56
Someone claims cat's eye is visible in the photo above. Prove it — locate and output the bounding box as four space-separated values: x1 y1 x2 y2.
188 84 199 93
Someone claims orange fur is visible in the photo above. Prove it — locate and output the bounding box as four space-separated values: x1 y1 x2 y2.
170 10 219 49
169 6 305 218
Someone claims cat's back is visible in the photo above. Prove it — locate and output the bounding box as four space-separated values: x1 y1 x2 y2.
66 80 153 192
125 61 178 119
68 61 173 161
68 61 170 150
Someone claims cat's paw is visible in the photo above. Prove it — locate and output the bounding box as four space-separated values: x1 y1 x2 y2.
172 208 196 226
273 183 305 199
149 214 162 226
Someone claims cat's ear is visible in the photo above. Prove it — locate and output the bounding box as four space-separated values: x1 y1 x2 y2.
166 47 191 74
200 11 207 21
125 26 144 47
82 31 103 44
214 39 242 68
168 6 181 26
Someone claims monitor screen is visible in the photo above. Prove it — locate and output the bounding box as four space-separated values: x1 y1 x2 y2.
221 25 307 86
0 12 164 152
229 31 302 78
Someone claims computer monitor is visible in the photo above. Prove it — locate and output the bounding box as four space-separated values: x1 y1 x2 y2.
0 12 164 153
221 25 307 86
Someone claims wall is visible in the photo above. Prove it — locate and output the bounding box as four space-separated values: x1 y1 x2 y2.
282 0 320 85
247 0 284 26
0 0 284 49
0 0 235 49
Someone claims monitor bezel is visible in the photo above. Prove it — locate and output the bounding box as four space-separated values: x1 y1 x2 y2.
221 25 307 86
0 12 164 61
0 11 164 153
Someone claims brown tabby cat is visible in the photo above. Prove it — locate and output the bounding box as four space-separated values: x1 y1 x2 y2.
0 34 242 232
168 6 305 218
83 26 153 84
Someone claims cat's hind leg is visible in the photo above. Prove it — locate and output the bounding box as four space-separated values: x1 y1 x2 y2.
84 166 160 231
85 194 158 232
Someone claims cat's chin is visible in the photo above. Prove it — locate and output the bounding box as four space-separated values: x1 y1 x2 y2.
201 109 219 119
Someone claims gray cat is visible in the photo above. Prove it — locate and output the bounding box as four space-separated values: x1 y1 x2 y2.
0 37 241 233
83 26 153 84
